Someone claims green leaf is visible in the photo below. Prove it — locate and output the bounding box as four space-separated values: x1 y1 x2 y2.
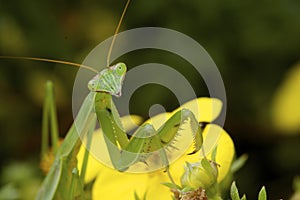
181 186 194 193
134 191 147 200
211 146 218 162
241 194 247 200
161 182 181 190
293 176 300 191
134 191 141 200
231 154 248 173
230 181 240 200
201 158 213 174
258 186 267 200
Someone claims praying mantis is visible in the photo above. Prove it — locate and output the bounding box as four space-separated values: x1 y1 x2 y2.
88 62 204 172
29 60 205 200
0 0 211 199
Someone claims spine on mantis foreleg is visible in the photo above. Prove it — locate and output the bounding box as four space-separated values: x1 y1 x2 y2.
157 108 204 154
117 109 205 171
183 109 204 155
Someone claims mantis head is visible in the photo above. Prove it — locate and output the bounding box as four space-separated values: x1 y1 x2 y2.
88 63 127 97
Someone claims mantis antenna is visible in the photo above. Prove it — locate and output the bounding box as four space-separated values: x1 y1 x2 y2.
106 0 131 67
0 0 131 73
0 56 99 73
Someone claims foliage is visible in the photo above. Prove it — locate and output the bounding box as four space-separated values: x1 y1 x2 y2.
230 182 266 200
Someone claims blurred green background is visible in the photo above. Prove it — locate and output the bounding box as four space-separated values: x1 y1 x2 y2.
1 0 300 199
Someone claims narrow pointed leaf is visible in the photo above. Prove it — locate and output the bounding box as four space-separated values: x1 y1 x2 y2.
258 186 267 200
230 181 240 200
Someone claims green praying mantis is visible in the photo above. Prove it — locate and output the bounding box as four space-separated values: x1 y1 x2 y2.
28 60 203 199
28 61 205 200
87 62 204 171
0 0 210 199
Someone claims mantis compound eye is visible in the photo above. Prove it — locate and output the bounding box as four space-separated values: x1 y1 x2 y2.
115 62 127 76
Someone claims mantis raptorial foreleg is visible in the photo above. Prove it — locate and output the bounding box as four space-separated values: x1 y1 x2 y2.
117 108 204 170
93 89 204 175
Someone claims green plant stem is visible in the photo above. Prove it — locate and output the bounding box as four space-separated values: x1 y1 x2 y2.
41 82 50 159
47 81 59 154
69 168 78 200
80 118 96 182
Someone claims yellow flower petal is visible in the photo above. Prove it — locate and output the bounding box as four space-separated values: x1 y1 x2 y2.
121 115 144 130
77 98 234 199
144 112 172 130
144 97 223 129
93 166 151 199
172 97 223 122
89 125 234 199
272 63 300 133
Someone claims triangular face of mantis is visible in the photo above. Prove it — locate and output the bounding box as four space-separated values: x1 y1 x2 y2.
88 63 127 97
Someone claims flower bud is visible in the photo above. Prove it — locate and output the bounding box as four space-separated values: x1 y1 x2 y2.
181 158 219 190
